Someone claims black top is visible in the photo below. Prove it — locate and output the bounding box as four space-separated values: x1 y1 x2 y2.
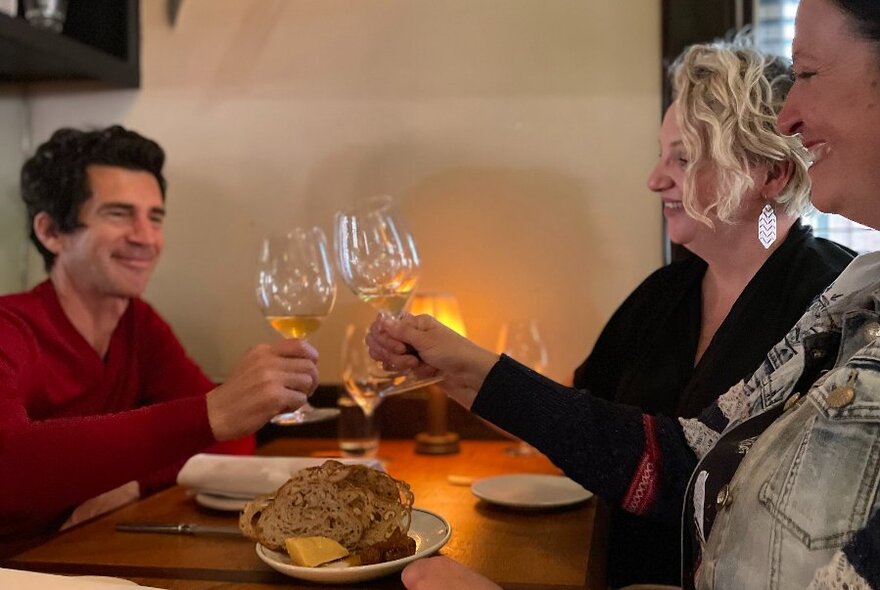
571 221 854 587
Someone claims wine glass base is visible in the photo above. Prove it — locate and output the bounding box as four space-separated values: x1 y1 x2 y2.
382 374 444 397
271 407 340 426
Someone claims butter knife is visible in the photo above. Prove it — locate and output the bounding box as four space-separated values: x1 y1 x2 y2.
115 522 241 536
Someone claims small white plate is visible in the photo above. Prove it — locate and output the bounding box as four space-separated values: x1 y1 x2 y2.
255 508 451 584
471 474 592 509
195 492 252 512
271 407 341 426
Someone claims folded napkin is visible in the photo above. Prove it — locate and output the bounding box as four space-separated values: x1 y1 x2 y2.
0 568 159 589
177 454 384 498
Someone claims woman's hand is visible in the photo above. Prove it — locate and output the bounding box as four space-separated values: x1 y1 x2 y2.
401 556 502 590
366 313 499 410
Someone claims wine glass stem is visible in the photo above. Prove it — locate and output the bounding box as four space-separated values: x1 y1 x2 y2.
379 309 424 360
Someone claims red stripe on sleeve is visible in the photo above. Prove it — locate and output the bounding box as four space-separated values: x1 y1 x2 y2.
621 414 661 515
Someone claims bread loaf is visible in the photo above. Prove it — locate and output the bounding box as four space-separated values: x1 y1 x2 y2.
239 460 414 553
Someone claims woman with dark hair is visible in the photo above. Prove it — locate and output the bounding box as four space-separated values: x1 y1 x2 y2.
0 127 319 554
372 1 880 587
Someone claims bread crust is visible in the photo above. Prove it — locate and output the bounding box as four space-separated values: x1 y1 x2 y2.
239 460 415 554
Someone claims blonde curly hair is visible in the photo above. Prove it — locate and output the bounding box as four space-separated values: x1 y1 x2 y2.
671 38 811 226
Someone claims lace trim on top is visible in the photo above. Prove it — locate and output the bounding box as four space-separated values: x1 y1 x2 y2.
807 550 871 590
717 382 750 424
679 417 720 460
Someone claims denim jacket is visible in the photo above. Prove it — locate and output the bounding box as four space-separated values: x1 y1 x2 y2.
681 252 880 589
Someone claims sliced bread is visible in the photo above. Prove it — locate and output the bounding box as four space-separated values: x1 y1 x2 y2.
239 460 414 552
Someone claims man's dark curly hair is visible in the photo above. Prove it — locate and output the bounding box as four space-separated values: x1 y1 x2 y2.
21 125 167 271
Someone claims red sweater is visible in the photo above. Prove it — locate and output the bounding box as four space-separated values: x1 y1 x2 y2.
0 281 252 545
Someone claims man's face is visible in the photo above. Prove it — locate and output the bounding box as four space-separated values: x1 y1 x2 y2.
52 165 165 300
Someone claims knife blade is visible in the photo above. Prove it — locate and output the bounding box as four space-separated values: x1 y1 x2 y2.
115 522 242 536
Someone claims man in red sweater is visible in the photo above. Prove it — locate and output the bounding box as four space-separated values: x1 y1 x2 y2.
0 126 319 552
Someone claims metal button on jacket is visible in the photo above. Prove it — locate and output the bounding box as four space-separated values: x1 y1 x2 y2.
783 393 802 412
864 321 880 342
716 485 732 510
827 385 855 409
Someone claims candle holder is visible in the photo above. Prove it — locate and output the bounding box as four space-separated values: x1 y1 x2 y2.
415 384 460 455
408 292 466 455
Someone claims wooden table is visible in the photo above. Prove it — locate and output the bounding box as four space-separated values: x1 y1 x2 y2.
4 439 606 589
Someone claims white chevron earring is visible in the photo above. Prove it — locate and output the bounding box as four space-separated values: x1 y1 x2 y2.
758 203 777 249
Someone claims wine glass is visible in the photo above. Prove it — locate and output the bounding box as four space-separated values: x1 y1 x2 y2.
338 324 405 455
496 319 548 456
256 227 340 425
334 195 441 395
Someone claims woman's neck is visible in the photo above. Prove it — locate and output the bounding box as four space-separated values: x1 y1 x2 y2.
692 215 798 365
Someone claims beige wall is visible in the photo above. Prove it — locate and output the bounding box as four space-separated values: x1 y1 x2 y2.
23 0 663 383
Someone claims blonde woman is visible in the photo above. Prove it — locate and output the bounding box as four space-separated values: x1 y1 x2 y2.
573 42 853 587
369 40 856 589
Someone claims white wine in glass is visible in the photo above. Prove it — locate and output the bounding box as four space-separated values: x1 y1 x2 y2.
334 195 440 395
356 291 413 317
256 227 339 425
335 196 418 314
265 315 325 339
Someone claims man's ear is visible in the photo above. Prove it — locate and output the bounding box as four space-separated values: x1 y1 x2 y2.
33 212 64 256
761 159 795 200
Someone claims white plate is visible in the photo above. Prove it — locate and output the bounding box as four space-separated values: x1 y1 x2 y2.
255 508 451 584
195 492 252 512
270 407 340 425
471 474 592 509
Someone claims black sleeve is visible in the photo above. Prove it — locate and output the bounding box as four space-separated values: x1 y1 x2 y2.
474 355 697 524
842 507 880 588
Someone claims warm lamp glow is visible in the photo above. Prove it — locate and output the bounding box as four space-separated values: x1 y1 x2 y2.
409 291 464 455
408 293 467 337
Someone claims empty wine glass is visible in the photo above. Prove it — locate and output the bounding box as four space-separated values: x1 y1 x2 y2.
497 319 548 455
338 324 406 456
256 227 339 425
334 196 441 395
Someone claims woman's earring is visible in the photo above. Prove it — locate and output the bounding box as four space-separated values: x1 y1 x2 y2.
758 203 777 249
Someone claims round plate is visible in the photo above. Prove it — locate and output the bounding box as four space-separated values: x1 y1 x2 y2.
255 508 451 584
471 474 592 509
195 493 251 512
271 407 340 426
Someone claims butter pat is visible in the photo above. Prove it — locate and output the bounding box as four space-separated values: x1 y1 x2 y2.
285 536 350 567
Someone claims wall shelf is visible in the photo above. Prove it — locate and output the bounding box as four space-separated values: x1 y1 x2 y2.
0 0 139 88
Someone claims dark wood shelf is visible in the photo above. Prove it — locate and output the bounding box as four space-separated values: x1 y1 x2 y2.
0 0 139 88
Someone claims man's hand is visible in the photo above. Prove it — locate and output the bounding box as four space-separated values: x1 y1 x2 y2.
206 338 319 440
401 556 502 590
366 313 499 410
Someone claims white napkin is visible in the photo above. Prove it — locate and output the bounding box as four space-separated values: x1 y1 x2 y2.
0 568 159 589
176 454 384 498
